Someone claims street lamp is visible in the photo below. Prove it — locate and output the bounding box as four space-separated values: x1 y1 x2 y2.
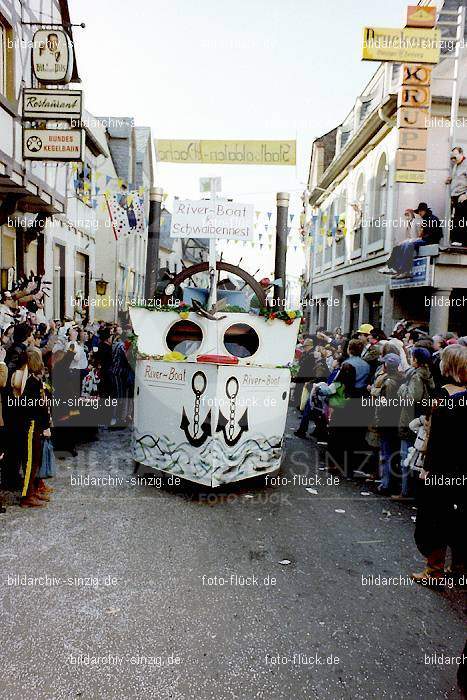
95 275 108 296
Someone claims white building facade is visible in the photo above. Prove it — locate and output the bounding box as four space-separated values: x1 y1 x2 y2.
306 45 467 336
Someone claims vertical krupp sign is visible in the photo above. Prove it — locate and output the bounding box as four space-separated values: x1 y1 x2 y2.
395 63 432 183
362 5 439 185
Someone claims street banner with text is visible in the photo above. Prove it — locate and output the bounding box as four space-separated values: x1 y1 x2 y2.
155 140 296 165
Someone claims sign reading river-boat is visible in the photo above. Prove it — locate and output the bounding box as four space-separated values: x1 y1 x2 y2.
170 198 254 240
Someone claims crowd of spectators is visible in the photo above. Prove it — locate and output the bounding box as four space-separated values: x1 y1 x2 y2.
293 322 467 588
0 278 134 512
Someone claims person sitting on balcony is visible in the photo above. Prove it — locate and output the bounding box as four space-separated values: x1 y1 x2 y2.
446 146 467 247
378 203 441 279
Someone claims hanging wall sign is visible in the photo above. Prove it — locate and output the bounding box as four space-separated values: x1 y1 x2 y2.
23 128 84 161
32 29 74 84
23 88 82 120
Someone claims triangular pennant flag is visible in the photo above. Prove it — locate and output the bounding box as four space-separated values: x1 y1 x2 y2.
267 212 272 220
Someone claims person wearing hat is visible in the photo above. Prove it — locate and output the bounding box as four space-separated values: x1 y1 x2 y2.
357 324 383 382
394 346 435 501
371 353 405 495
378 203 442 278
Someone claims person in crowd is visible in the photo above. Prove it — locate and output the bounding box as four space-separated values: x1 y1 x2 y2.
292 338 315 409
50 347 81 457
446 146 467 247
371 354 405 495
6 323 34 375
96 327 114 400
359 325 384 382
67 326 88 388
325 361 359 478
394 346 435 502
110 327 131 427
341 338 370 397
411 345 467 585
1 325 14 352
293 346 330 439
378 203 442 278
13 349 52 508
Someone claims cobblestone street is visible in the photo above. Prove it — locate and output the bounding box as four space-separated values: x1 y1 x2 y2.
0 417 465 699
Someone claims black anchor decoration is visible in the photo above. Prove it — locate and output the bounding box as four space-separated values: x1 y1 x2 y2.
216 376 249 447
180 371 212 447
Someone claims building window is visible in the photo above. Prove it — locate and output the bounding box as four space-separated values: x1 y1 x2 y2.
352 173 365 253
324 204 334 264
335 190 346 259
359 99 373 123
53 244 65 320
75 252 89 310
366 293 383 328
0 15 13 99
348 294 360 333
370 154 388 244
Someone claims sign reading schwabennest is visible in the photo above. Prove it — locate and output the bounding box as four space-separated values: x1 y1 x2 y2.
170 198 254 240
155 140 296 165
23 89 82 120
32 29 74 83
362 27 441 64
23 128 84 161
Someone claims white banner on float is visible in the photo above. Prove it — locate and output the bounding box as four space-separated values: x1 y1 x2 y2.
170 198 254 240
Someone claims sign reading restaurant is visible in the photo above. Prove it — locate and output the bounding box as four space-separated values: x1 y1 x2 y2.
23 88 82 119
23 128 84 161
155 139 296 165
32 28 74 83
361 27 441 64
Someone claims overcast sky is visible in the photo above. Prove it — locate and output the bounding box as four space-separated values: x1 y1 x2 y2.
70 0 436 228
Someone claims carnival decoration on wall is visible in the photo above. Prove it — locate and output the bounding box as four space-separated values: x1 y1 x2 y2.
105 191 146 239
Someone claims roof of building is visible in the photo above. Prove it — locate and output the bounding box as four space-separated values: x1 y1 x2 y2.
97 117 134 182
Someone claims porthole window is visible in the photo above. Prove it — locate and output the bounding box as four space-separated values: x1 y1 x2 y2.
166 320 203 354
224 323 259 358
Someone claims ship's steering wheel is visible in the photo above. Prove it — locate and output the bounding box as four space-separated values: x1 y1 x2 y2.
160 261 267 307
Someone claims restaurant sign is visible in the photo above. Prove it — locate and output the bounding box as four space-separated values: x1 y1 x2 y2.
23 89 82 120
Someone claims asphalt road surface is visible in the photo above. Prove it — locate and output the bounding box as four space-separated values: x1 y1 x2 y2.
0 412 465 700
